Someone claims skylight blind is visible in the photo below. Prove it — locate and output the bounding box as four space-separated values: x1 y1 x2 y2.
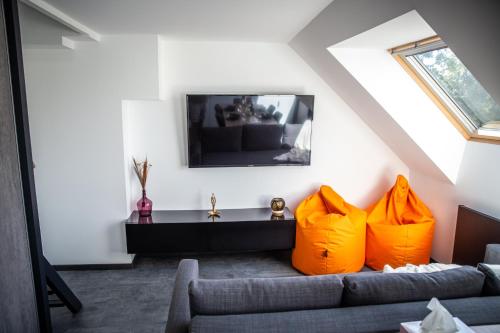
390 36 444 56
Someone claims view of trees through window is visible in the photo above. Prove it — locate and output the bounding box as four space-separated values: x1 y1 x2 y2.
411 47 500 128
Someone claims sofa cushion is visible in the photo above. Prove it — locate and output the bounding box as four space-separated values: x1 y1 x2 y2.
189 296 500 333
342 266 485 306
189 275 343 316
201 126 242 153
485 244 500 264
478 263 500 296
242 124 283 151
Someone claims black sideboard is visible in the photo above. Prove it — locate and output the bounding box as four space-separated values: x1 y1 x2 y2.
125 208 296 254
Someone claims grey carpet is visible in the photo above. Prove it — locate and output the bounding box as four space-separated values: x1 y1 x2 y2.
51 251 300 333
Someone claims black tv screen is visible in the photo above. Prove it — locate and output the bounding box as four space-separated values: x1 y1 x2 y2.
187 94 314 167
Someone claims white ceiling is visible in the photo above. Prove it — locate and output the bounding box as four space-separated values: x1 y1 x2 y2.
41 0 333 42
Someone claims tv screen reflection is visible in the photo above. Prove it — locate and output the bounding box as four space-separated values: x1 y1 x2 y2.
187 94 314 167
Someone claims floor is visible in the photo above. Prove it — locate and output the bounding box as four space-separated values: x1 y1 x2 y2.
51 251 300 333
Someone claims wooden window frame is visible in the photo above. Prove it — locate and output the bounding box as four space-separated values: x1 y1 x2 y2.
390 36 500 144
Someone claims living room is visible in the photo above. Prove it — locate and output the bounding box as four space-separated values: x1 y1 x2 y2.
1 0 500 332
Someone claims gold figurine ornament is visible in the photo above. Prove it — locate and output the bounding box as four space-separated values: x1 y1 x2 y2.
208 193 220 220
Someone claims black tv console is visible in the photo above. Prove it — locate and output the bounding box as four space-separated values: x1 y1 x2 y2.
125 208 296 254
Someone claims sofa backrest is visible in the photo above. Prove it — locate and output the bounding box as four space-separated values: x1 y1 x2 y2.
242 124 283 151
200 124 285 154
342 266 485 306
189 274 344 316
201 126 243 153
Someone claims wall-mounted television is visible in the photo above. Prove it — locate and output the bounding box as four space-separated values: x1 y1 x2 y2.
187 94 314 168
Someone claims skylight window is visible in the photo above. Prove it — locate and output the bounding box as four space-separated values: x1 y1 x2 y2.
391 37 500 142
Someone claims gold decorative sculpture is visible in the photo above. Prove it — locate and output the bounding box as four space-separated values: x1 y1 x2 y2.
208 193 220 220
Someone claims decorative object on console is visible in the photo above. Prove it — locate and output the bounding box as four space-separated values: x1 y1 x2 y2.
208 193 220 221
270 197 286 217
137 191 153 217
138 216 153 224
133 157 153 217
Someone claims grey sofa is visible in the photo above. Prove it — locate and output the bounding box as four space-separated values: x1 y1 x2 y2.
165 259 500 333
485 244 500 264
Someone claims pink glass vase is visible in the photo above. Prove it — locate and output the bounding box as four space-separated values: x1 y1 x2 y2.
138 216 153 224
137 190 153 217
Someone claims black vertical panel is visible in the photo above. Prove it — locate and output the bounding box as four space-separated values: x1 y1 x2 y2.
452 205 500 266
0 0 51 331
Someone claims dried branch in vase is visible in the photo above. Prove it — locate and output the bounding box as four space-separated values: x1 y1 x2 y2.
132 157 152 190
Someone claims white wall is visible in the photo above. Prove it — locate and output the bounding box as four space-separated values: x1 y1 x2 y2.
411 141 500 262
457 141 500 219
123 40 409 216
24 35 159 265
25 37 409 265
410 170 459 262
330 47 465 184
20 1 500 266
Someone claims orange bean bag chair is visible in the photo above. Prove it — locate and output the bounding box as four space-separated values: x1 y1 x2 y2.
365 175 435 270
292 185 366 275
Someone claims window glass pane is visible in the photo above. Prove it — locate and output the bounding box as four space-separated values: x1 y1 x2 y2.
410 47 500 127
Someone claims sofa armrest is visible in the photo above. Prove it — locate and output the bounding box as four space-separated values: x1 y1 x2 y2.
485 244 500 264
165 259 199 333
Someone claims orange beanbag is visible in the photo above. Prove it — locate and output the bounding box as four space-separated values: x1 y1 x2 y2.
365 175 435 270
292 185 366 275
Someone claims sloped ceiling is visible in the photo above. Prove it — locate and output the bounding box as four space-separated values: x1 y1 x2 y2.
290 0 500 182
19 3 78 48
414 0 500 109
30 0 333 42
329 10 467 184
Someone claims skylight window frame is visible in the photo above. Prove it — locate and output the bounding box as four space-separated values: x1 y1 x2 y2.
406 55 477 133
390 36 500 144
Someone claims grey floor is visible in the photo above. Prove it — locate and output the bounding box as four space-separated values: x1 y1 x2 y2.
51 251 301 333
